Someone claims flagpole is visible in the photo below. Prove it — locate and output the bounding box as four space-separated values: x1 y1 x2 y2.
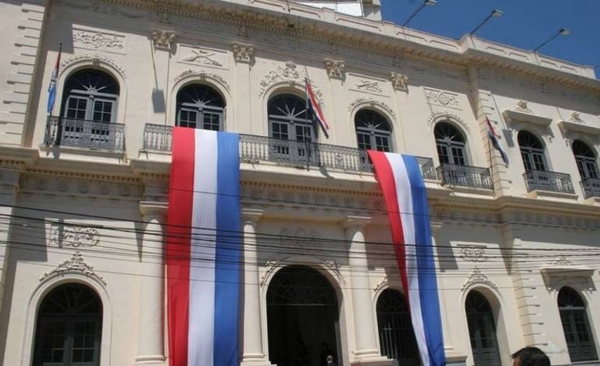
304 66 312 171
46 43 62 148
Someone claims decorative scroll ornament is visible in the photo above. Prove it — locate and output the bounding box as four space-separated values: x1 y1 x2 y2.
516 100 532 113
356 80 383 94
459 245 487 262
181 48 222 66
174 69 230 91
258 61 324 104
462 266 497 292
60 54 127 79
569 112 583 123
425 89 459 107
323 259 345 285
232 42 254 63
325 59 345 80
40 251 106 285
51 224 100 248
73 30 124 49
152 30 176 50
374 275 388 292
260 260 282 286
390 72 408 91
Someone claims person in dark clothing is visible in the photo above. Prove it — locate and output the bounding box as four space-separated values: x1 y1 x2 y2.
326 354 337 366
512 346 550 366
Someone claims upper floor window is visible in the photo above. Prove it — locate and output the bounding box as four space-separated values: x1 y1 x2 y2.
268 94 312 141
176 84 225 131
435 122 466 165
558 287 597 362
62 69 119 123
572 140 599 179
518 131 546 171
355 109 392 152
33 284 103 366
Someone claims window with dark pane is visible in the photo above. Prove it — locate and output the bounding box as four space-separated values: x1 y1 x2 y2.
61 70 119 123
376 289 420 366
268 94 312 140
558 287 597 362
517 131 547 171
354 109 392 152
434 122 466 165
465 291 501 366
33 284 102 366
176 84 225 131
572 140 599 179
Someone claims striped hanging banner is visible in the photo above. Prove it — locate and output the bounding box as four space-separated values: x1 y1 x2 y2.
368 151 446 366
166 127 241 366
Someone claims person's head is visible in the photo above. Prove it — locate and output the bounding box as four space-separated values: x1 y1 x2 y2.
512 347 550 366
326 355 334 363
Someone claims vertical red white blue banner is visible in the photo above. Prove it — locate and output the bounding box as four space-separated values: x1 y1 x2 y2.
166 127 241 366
368 151 446 366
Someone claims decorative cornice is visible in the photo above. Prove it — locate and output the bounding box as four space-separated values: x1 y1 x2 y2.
40 251 106 285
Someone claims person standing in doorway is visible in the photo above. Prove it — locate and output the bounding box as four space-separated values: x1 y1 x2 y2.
512 346 550 366
326 355 338 366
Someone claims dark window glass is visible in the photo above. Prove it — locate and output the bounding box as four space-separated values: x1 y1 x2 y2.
61 70 119 123
435 122 466 165
355 110 392 152
558 287 598 362
176 84 225 131
465 291 501 366
518 131 547 172
572 140 599 179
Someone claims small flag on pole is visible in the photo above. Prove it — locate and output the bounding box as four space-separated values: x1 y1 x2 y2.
305 78 329 139
47 44 62 115
486 117 509 165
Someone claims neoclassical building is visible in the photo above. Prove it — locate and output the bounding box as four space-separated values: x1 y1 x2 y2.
0 0 599 366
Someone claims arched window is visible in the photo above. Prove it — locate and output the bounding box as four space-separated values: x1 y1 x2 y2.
176 84 225 131
376 289 419 365
435 122 466 165
62 69 119 123
465 291 501 366
268 94 312 141
572 140 599 179
355 109 392 152
558 287 597 362
33 284 103 366
518 131 546 171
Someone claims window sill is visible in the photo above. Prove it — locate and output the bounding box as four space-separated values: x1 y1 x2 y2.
525 189 578 200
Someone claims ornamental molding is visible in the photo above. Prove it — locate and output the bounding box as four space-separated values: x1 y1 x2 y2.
374 275 388 292
348 97 396 119
180 47 224 67
462 266 497 292
173 69 231 91
40 251 106 285
552 255 574 266
259 257 345 286
152 30 176 50
425 88 460 109
231 42 254 64
516 100 532 113
355 79 384 95
426 112 469 133
325 59 345 80
458 244 487 262
60 54 127 79
50 223 100 248
390 72 408 91
569 112 583 123
72 30 125 51
258 61 324 104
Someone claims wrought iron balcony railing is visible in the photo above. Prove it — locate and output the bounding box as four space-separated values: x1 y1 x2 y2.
436 163 493 190
45 116 125 152
523 170 575 194
581 177 600 199
142 124 438 179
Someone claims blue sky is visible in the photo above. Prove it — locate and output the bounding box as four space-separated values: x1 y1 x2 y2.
380 0 600 78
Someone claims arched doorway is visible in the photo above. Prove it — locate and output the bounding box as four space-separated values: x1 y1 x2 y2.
465 290 501 366
33 283 103 366
267 265 339 366
376 289 419 365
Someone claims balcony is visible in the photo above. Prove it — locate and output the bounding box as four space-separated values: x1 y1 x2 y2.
45 116 125 152
142 124 437 179
581 177 600 199
523 170 575 194
436 163 493 190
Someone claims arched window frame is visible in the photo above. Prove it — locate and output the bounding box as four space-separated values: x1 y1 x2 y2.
572 140 599 179
434 122 468 166
465 290 502 366
518 130 547 172
354 108 394 153
267 92 313 142
375 288 419 365
175 83 226 131
60 69 120 123
558 287 598 362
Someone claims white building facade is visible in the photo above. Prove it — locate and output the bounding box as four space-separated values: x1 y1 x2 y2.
0 1 599 366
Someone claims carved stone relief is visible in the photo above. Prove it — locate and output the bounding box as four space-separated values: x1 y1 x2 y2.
425 88 460 109
40 251 106 285
569 112 583 123
355 79 383 94
258 61 324 104
516 100 532 113
60 54 127 79
325 59 345 80
50 224 100 248
426 112 469 133
179 47 224 67
152 30 176 50
374 275 388 292
462 266 497 292
231 43 254 64
72 30 124 52
390 72 408 91
458 245 487 262
174 69 230 91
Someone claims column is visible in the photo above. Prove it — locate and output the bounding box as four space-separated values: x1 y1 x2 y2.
136 201 167 365
0 166 21 317
241 208 270 365
344 216 382 362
